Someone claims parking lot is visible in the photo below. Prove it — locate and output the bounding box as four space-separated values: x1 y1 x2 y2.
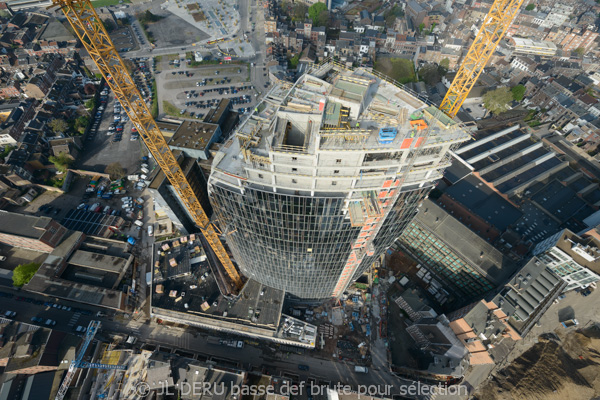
110 26 139 53
156 60 258 116
78 83 145 175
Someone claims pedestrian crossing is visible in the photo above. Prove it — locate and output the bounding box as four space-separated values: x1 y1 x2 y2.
67 313 81 327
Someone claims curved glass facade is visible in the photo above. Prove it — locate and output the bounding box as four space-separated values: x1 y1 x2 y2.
210 184 363 300
210 182 432 300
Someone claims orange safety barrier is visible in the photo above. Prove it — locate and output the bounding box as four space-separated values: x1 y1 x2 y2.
410 119 428 130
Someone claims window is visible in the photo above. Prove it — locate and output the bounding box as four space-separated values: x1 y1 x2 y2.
292 168 297 172
336 159 342 164
292 157 297 161
334 170 340 174
332 181 337 186
258 174 264 179
292 179 297 183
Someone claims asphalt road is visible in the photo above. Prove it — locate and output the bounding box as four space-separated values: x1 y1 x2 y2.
0 287 429 398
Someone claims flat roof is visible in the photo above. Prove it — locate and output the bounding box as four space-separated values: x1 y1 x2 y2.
0 211 51 239
68 250 127 274
152 235 283 327
445 175 522 231
205 98 230 124
169 120 219 150
415 199 518 285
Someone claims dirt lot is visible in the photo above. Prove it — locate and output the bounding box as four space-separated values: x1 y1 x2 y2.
141 8 209 46
474 327 600 400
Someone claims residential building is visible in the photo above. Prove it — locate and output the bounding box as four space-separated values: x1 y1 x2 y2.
448 300 521 366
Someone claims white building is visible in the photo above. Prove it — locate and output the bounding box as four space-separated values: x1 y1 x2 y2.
511 37 557 57
533 229 600 292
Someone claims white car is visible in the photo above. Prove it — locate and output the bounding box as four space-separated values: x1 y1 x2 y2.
147 225 154 236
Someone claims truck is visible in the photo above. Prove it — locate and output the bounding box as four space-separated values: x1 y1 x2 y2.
354 366 369 373
561 319 579 328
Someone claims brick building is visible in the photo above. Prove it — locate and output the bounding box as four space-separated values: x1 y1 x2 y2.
0 211 68 252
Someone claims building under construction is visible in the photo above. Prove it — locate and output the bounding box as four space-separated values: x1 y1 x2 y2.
208 63 471 301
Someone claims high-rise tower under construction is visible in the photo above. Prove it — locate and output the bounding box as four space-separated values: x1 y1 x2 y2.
208 63 470 301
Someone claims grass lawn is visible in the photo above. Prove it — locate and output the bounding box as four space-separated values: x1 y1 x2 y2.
374 58 417 84
91 0 131 7
162 101 193 118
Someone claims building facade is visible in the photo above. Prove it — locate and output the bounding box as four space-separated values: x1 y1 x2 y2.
208 63 470 300
532 229 600 291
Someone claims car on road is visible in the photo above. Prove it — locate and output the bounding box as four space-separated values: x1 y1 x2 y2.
30 317 43 323
298 365 309 371
45 319 57 326
4 311 16 318
147 225 154 236
75 325 87 333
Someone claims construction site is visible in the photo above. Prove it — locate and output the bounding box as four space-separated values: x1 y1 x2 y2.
44 0 534 396
208 62 472 302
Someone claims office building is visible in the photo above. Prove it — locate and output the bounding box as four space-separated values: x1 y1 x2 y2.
397 199 519 303
533 229 600 291
208 62 470 300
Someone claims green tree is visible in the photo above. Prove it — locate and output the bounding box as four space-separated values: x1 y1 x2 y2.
525 3 535 10
308 2 327 26
384 5 404 28
140 10 162 23
288 53 300 69
49 152 73 173
48 118 69 134
75 116 90 133
418 23 425 34
419 64 442 85
0 145 14 161
483 87 513 114
573 47 586 57
317 9 329 27
12 262 40 287
511 84 526 101
293 3 307 21
85 97 97 110
439 58 450 71
105 162 125 179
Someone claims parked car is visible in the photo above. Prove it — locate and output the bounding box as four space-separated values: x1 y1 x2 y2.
30 317 43 323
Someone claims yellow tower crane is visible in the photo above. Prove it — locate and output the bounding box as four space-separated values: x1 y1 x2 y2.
52 0 242 290
439 0 526 118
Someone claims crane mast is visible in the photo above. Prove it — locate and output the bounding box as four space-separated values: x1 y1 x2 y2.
53 0 242 290
439 0 526 117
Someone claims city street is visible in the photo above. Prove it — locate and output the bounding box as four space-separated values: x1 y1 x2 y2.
0 287 428 398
